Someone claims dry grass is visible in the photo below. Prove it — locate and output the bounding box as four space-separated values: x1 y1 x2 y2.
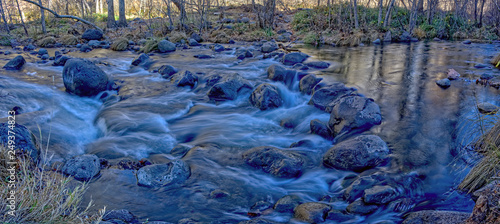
37 36 56 47
139 38 159 53
413 27 427 39
111 38 129 51
459 120 500 193
60 35 79 45
168 31 187 43
0 145 105 223
490 53 500 68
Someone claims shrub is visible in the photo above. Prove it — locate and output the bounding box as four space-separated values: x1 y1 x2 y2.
111 37 129 51
0 35 11 46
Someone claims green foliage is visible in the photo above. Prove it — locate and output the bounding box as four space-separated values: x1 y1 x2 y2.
93 13 108 22
303 32 320 45
0 35 11 46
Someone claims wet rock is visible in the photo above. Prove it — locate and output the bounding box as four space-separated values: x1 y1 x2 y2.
61 154 101 181
172 70 198 88
305 61 330 69
206 74 223 87
38 48 48 55
436 79 451 88
388 198 416 213
52 55 71 66
137 160 191 188
283 52 309 66
310 119 331 139
210 189 230 199
171 144 191 158
41 54 49 60
146 222 174 224
4 51 11 55
477 102 499 114
399 31 412 42
80 44 92 52
23 44 35 51
344 175 378 202
467 181 500 224
250 83 283 110
402 210 470 224
243 146 304 178
213 44 225 52
158 40 176 53
131 53 150 66
267 64 296 85
326 210 355 222
82 29 103 40
346 199 378 215
323 135 389 172
102 209 139 224
249 200 274 216
293 202 331 223
474 63 490 69
0 123 39 161
274 195 301 213
447 68 461 80
238 218 279 224
188 38 200 46
308 83 357 112
3 55 26 70
194 54 213 59
328 96 382 137
384 31 392 42
191 33 203 42
261 42 278 53
299 74 322 95
293 63 309 70
373 39 381 44
463 40 472 44
207 74 252 101
480 73 493 80
63 58 108 96
276 33 291 42
363 185 399 204
159 65 178 78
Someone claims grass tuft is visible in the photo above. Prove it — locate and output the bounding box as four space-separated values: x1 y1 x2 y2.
140 38 159 53
37 36 56 47
168 31 187 43
60 35 79 46
111 37 129 51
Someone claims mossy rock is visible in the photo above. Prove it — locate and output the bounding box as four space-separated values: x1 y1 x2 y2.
37 36 56 47
111 38 129 51
60 35 79 45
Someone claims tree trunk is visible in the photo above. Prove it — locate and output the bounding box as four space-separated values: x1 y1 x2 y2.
0 0 8 34
352 0 359 29
383 0 396 28
377 0 383 25
81 0 85 17
39 0 46 34
478 0 485 26
263 0 275 29
96 0 100 13
118 0 127 26
473 0 478 23
107 0 116 28
15 0 28 35
172 0 187 25
317 0 320 7
417 0 424 12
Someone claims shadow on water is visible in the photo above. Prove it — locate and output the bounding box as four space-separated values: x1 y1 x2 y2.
0 41 499 222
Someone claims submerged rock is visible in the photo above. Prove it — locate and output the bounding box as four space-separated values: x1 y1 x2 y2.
207 74 252 101
363 185 399 204
402 210 470 224
61 154 101 181
63 58 109 96
328 96 382 137
137 160 190 188
436 78 451 88
102 209 139 223
0 123 39 162
283 52 309 66
346 199 378 215
3 55 26 70
243 146 304 178
274 195 302 213
293 202 331 223
477 102 499 114
344 175 379 202
249 83 283 110
194 54 213 59
323 135 389 172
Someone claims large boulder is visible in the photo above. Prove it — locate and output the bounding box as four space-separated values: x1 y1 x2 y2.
158 40 176 53
328 95 382 137
188 38 200 46
243 146 304 178
308 83 357 112
294 202 331 223
137 160 190 188
261 42 278 53
283 52 309 66
61 154 101 181
82 29 103 40
323 135 389 172
3 55 26 70
207 74 252 101
158 65 178 79
402 210 470 224
172 70 198 88
299 74 322 95
191 33 203 42
0 123 39 161
250 83 283 110
267 64 296 85
63 58 109 96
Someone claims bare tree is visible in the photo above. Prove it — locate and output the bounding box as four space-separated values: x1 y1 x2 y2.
39 0 46 34
15 0 28 35
352 0 359 29
0 0 8 34
172 0 187 25
118 0 127 26
107 0 117 28
383 0 396 27
377 0 383 25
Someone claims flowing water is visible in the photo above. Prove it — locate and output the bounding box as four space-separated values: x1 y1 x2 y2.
1 41 500 223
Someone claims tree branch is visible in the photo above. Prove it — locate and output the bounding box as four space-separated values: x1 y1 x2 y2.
22 0 103 33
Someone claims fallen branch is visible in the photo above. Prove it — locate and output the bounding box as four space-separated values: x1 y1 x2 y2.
22 0 103 33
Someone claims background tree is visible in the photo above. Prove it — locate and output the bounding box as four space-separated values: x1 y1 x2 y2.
118 0 127 27
107 0 117 28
